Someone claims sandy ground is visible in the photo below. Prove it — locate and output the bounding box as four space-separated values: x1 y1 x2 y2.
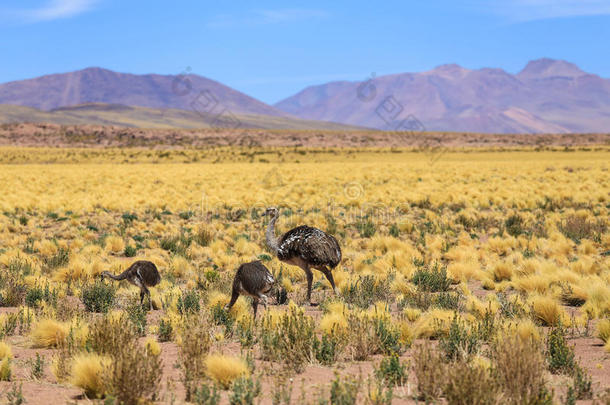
1 123 609 148
0 284 608 405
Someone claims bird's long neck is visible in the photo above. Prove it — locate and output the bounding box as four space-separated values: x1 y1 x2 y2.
101 270 128 281
266 214 281 255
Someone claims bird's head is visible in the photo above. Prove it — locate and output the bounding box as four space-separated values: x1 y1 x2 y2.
262 207 279 218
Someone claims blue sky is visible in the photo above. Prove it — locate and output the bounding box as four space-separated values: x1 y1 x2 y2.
1 0 609 103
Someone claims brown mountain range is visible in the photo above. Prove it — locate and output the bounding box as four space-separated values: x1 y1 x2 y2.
274 58 610 133
0 67 285 117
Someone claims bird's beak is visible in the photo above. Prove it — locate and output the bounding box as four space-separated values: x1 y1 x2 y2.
261 211 267 217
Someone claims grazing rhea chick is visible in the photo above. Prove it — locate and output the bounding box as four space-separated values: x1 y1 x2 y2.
101 260 161 310
225 260 279 317
263 206 341 305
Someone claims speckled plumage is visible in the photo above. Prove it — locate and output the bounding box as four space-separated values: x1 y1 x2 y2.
277 225 341 269
263 207 342 304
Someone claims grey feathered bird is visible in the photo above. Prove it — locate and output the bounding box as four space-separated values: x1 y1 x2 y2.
225 260 281 317
263 207 341 305
101 260 161 310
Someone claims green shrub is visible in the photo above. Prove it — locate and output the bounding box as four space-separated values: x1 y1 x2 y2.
229 376 261 405
81 281 116 313
412 263 450 292
375 353 407 386
439 315 480 361
43 247 69 269
569 365 592 400
374 318 402 355
193 381 220 405
342 274 391 309
177 290 200 315
260 305 315 372
158 318 173 342
123 245 137 257
29 353 44 380
365 375 393 405
505 214 525 237
127 301 147 336
313 332 343 366
355 219 376 238
329 373 360 405
160 232 192 256
546 323 576 374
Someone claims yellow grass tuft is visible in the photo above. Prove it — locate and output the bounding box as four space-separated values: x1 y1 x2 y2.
205 353 249 389
104 235 125 254
530 295 561 326
403 307 421 322
398 320 414 346
0 342 12 359
447 261 479 282
413 309 455 339
492 262 513 282
31 319 69 348
319 312 348 335
0 358 10 381
145 338 161 356
70 353 110 398
503 319 541 342
207 290 230 309
597 319 610 343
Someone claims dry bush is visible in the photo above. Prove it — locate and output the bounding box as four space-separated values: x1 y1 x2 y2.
492 336 552 405
88 313 135 355
558 215 605 243
346 313 377 361
260 303 315 372
89 313 162 404
107 339 162 405
413 343 446 401
443 359 499 405
179 314 212 401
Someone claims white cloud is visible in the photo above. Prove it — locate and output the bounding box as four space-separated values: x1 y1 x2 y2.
481 0 610 21
207 8 328 28
6 0 99 23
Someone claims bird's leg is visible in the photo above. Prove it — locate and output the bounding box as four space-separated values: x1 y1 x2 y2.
252 298 259 318
322 267 337 295
258 293 269 311
303 266 314 305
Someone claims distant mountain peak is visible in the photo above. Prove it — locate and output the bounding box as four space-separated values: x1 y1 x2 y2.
275 58 610 133
427 63 470 77
518 58 586 79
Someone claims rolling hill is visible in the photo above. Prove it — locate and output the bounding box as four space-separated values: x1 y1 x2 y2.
0 103 366 131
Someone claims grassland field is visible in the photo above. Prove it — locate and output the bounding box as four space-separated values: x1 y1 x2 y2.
0 146 608 404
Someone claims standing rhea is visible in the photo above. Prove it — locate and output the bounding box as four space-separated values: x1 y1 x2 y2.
263 207 341 305
225 260 278 317
101 260 161 310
